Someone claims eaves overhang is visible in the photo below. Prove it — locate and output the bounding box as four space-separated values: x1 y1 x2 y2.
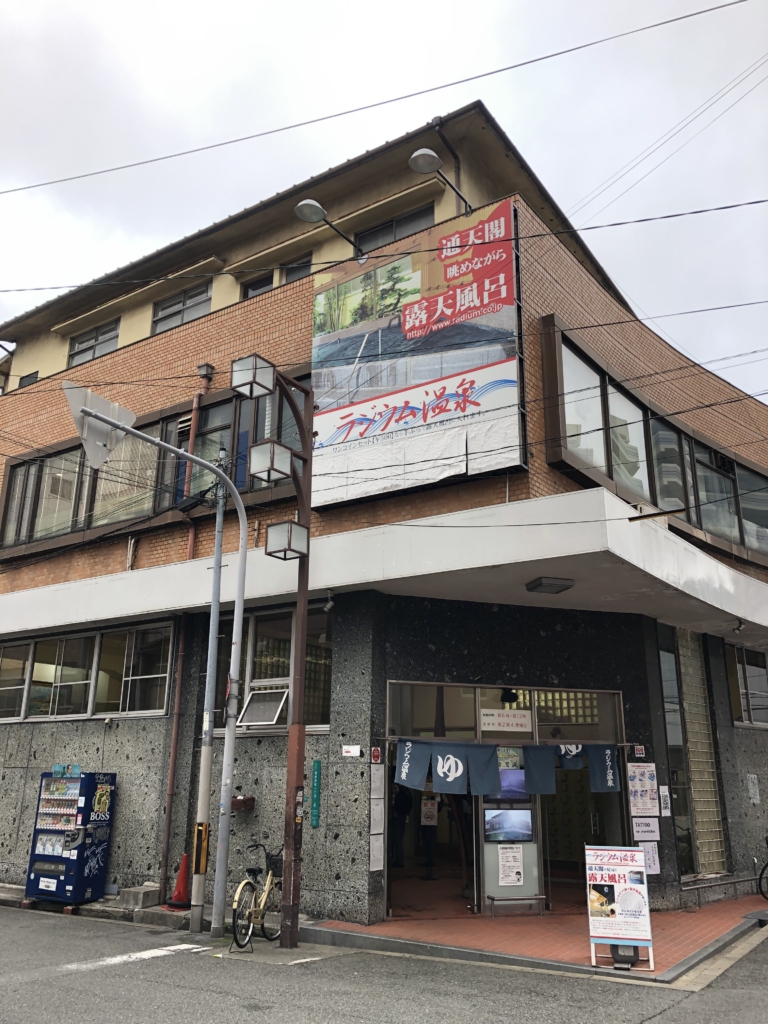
1 488 766 650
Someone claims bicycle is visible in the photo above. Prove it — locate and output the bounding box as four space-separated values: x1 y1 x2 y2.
759 835 768 900
232 843 283 946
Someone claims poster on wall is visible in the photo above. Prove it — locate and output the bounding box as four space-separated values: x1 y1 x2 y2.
627 763 659 817
498 844 524 886
311 199 520 505
585 846 652 944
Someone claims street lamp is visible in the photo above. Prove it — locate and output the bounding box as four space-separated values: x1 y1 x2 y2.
294 198 367 260
231 354 314 949
62 380 251 938
265 520 309 560
408 148 473 216
231 353 277 399
249 438 293 482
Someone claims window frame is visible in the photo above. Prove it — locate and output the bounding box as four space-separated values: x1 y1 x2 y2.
282 254 313 285
725 643 768 728
0 620 174 724
540 312 768 568
151 281 212 335
213 604 332 737
68 319 120 368
354 203 435 255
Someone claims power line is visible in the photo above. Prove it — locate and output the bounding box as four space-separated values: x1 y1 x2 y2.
0 1 748 199
580 70 768 225
2 197 765 295
568 51 768 220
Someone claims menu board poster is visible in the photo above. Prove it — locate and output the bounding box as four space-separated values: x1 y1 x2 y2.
585 845 652 943
498 844 524 886
627 762 659 817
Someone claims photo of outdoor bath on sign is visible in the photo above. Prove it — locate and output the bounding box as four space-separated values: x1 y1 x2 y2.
585 845 654 971
311 199 520 504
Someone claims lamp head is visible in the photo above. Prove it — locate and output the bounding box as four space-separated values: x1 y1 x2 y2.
409 148 442 174
294 199 327 224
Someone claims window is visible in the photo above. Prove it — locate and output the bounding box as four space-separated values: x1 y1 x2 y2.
356 205 434 254
18 371 39 388
0 623 172 722
243 274 273 299
189 403 232 496
152 282 211 335
90 426 160 527
561 344 607 474
3 450 89 547
234 386 306 492
694 445 740 545
28 636 95 717
94 626 171 714
283 254 312 284
214 609 332 730
725 644 768 725
68 320 119 367
651 420 687 514
658 624 696 875
607 386 649 499
736 465 768 556
0 643 30 719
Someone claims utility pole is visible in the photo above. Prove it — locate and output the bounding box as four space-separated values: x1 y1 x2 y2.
63 382 250 941
189 448 227 933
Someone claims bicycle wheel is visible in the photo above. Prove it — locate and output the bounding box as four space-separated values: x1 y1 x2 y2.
759 862 768 901
260 879 282 941
232 879 256 948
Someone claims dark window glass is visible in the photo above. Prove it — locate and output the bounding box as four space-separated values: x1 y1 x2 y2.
68 320 119 368
561 345 606 474
152 282 211 335
27 636 93 718
189 403 232 496
736 465 768 556
244 274 273 299
724 644 747 722
18 371 39 388
32 451 86 541
91 426 159 527
356 204 434 254
658 624 696 875
2 463 27 546
695 448 740 544
607 386 649 499
122 627 171 712
682 437 700 527
234 399 254 490
94 632 128 714
0 643 30 719
305 609 332 726
651 421 686 513
745 649 768 725
284 255 312 284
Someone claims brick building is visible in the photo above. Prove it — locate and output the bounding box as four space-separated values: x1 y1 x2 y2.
1 101 767 924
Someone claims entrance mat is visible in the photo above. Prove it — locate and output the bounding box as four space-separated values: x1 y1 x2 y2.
301 894 768 981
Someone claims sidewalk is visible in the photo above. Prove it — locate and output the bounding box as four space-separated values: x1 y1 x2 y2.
303 894 768 981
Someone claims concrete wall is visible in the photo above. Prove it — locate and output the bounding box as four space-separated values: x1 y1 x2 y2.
704 634 768 877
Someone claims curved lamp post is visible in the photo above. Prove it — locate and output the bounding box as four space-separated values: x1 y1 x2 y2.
408 147 473 216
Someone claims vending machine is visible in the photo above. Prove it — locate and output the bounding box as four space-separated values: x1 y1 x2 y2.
25 771 117 904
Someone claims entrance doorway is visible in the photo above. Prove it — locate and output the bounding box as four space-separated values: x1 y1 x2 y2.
541 766 624 912
387 681 626 919
389 778 476 919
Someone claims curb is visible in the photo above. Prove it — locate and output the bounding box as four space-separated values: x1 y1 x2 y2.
654 918 758 983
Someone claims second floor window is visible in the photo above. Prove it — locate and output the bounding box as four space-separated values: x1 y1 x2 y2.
152 282 211 335
69 320 120 367
725 644 768 726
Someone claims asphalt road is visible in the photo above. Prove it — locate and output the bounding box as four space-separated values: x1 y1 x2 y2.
2 906 768 1024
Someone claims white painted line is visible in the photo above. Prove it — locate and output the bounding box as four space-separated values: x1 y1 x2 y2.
58 944 212 974
288 956 323 965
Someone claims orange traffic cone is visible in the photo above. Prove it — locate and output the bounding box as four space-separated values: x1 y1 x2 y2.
165 852 191 909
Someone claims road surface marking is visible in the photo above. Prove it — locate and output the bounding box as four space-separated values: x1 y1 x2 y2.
59 944 211 973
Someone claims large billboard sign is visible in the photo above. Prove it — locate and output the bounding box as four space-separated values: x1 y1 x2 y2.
311 199 521 505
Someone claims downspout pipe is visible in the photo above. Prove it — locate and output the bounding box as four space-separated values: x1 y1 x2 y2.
433 119 463 218
159 613 187 905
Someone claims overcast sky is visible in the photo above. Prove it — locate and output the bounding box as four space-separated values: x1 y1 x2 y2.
1 0 766 396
